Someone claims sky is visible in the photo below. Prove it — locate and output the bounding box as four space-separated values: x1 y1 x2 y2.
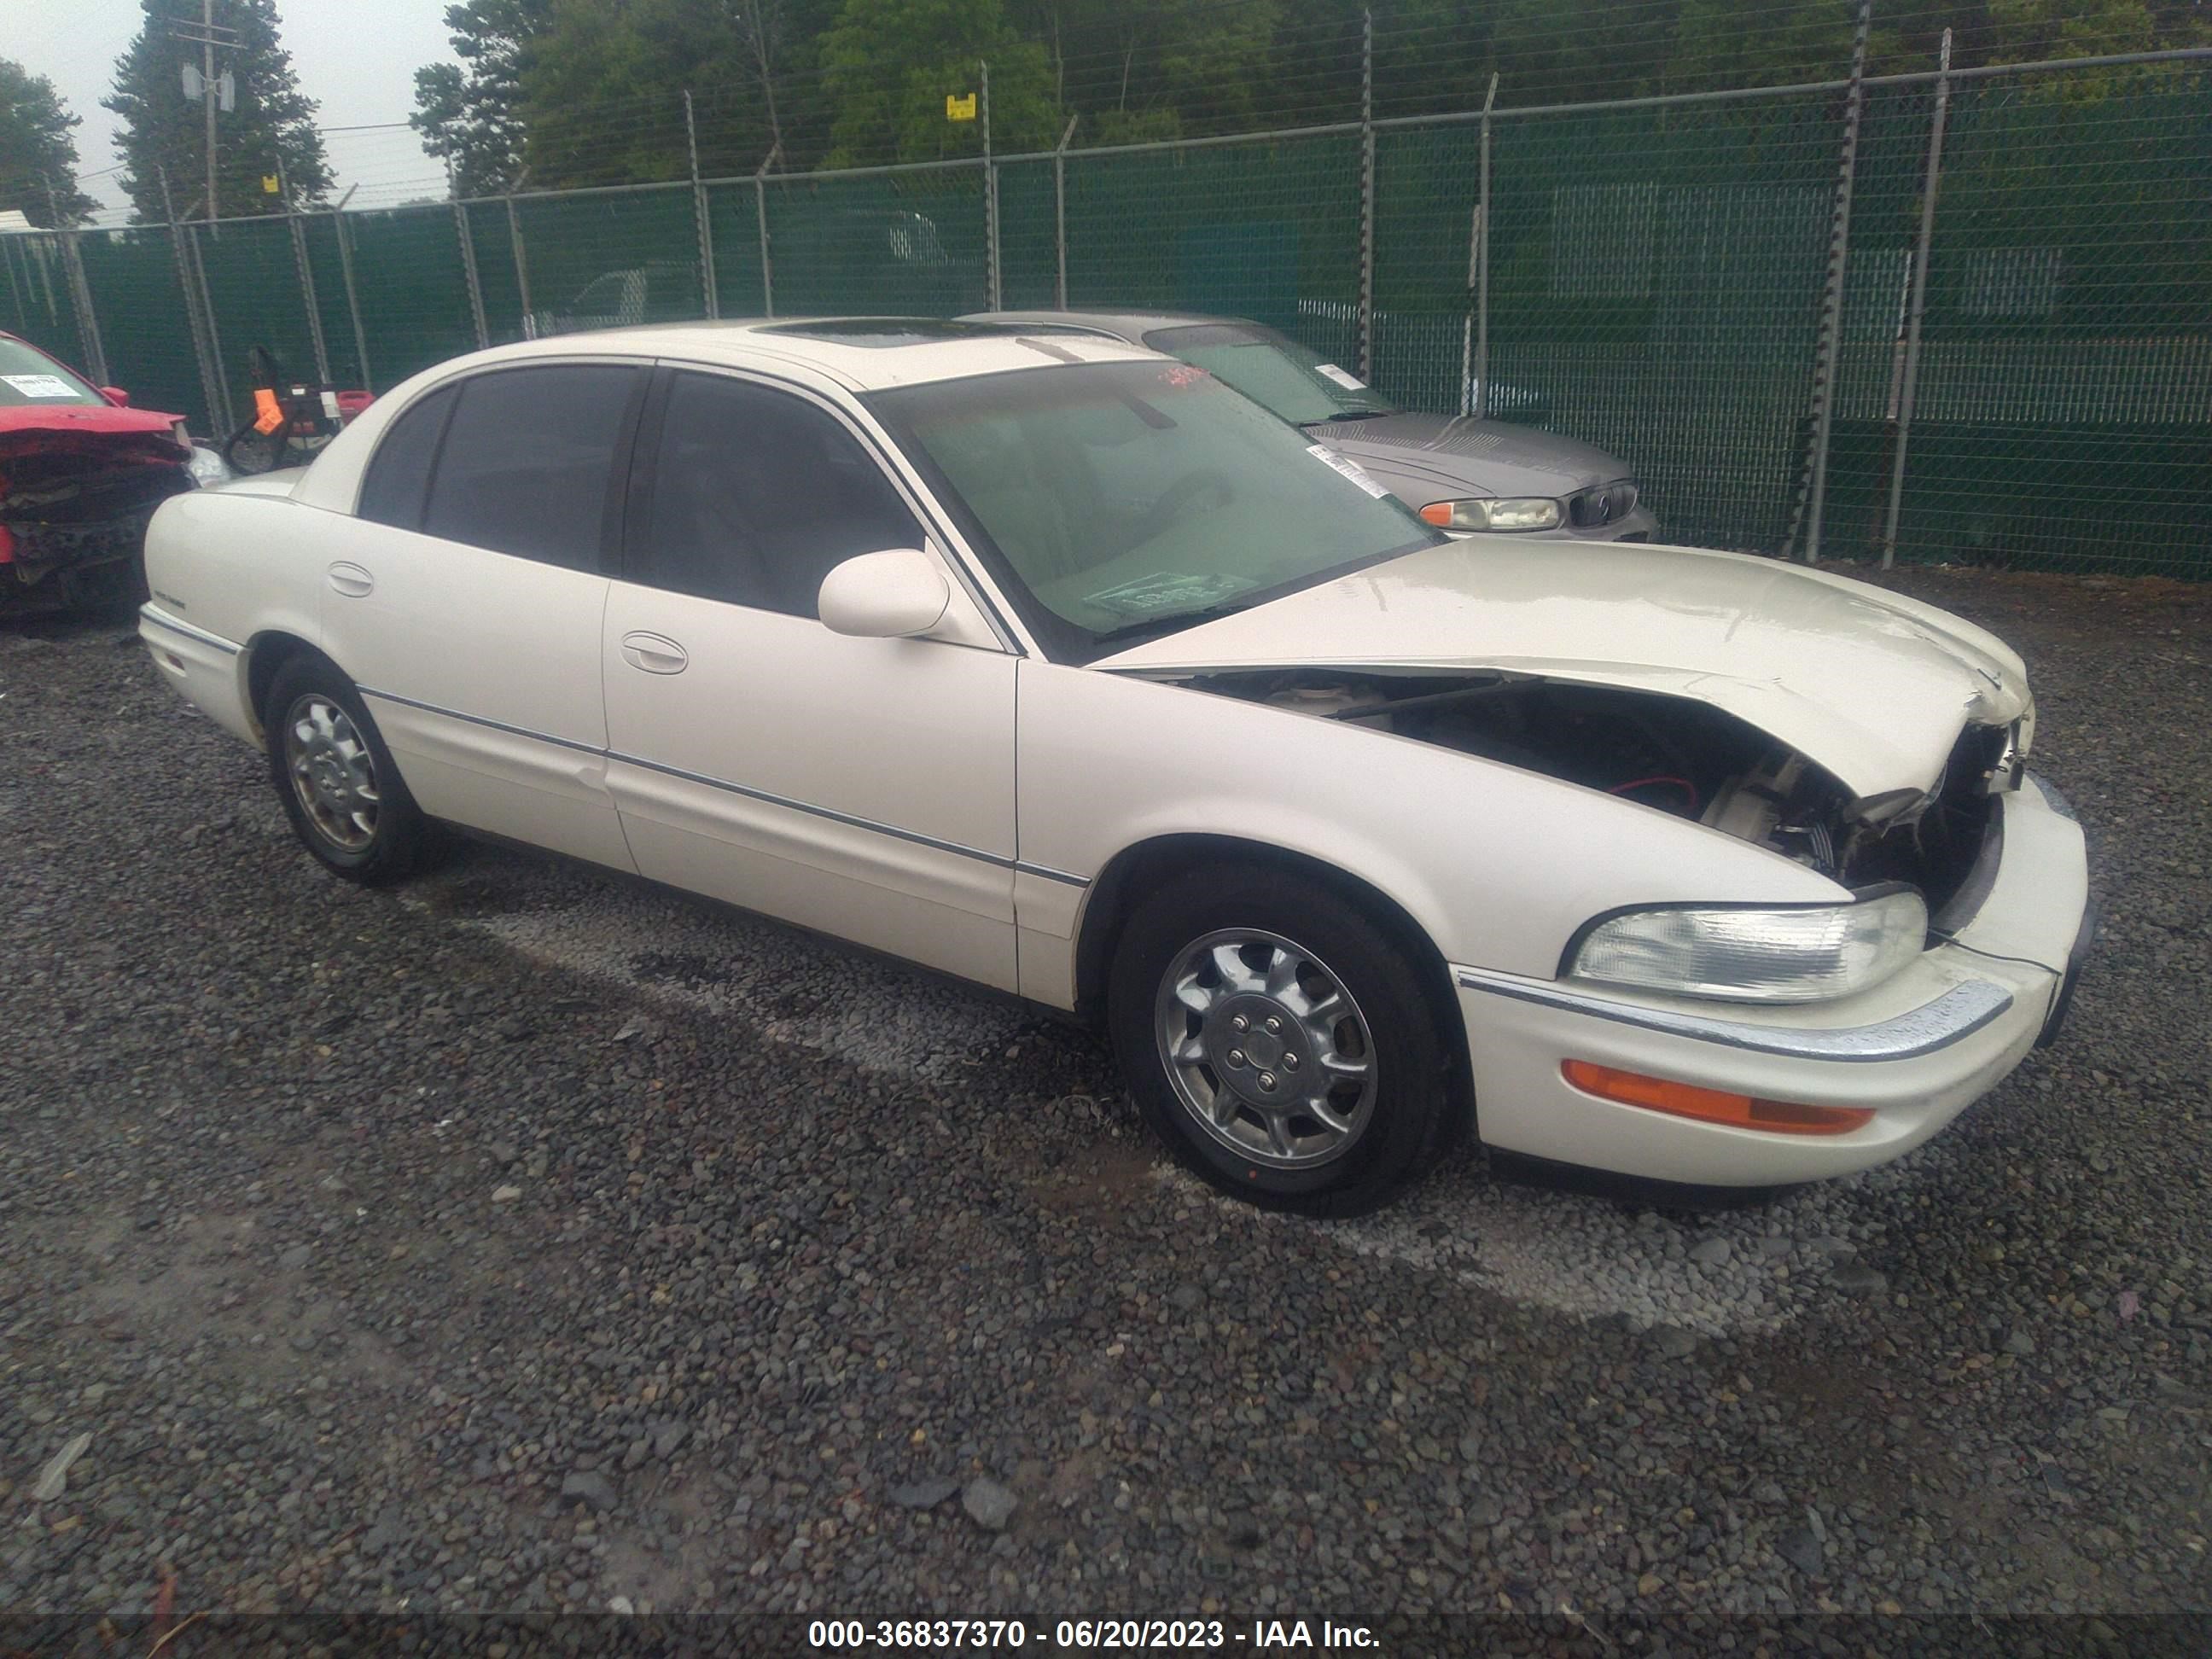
3 0 458 220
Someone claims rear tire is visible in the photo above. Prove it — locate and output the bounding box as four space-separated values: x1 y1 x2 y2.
264 655 436 885
1107 863 1454 1215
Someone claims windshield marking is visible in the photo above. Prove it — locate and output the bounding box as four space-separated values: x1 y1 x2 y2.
1085 571 1256 617
3 373 83 400
1307 444 1392 498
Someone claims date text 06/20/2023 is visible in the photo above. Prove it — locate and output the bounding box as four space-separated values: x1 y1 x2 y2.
805 1618 1382 1649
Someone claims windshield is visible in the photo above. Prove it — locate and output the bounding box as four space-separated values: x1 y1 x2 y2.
870 359 1439 660
1141 322 1396 425
0 338 101 407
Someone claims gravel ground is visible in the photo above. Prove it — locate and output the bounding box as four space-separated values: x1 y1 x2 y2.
1 566 2208 1641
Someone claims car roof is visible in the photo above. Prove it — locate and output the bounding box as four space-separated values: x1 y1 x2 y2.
963 308 1245 344
397 317 1157 393
285 317 1161 516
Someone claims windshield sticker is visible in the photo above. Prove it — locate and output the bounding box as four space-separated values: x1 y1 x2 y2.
1306 443 1392 499
1085 571 1252 617
1313 363 1368 391
1156 363 1209 387
3 373 79 399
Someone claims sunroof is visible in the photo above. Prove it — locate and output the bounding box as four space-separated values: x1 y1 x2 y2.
754 318 1022 347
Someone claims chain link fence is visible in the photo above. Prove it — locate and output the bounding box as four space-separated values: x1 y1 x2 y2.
3 49 2206 576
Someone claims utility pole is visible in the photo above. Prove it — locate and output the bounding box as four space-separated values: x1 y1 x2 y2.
173 2 236 222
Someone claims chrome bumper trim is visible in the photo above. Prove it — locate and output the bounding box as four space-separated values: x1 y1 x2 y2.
1452 966 2016 1062
139 603 242 657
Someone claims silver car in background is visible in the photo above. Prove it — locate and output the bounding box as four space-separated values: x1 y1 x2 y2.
969 309 1657 543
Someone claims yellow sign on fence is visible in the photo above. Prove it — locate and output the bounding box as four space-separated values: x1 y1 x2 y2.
946 93 976 122
261 174 281 195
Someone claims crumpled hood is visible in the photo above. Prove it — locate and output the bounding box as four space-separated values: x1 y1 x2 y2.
1094 538 2032 799
1307 412 1630 494
0 403 189 471
0 402 183 442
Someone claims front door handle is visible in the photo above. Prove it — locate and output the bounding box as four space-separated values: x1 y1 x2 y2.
620 631 689 674
327 562 374 598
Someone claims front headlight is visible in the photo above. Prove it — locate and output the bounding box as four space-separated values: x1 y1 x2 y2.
1568 888 1928 1004
1417 496 1564 532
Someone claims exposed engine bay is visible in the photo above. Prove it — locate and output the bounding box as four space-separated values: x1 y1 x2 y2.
0 434 195 611
1196 668 2014 916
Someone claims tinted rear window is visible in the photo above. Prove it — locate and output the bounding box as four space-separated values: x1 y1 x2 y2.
357 384 456 530
421 365 641 570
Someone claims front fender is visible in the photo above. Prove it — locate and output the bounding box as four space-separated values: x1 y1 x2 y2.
1014 661 1842 987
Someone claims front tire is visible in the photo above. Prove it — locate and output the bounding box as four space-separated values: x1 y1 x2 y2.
264 655 434 884
1107 863 1456 1215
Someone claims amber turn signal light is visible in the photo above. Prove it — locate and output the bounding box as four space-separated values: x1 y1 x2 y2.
1561 1060 1874 1137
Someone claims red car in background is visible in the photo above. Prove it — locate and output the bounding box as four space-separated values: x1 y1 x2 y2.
0 331 199 614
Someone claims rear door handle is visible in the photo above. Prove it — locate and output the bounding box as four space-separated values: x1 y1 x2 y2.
620 631 689 674
327 562 374 598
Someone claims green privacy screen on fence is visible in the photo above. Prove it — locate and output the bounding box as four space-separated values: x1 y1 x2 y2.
1374 94 1845 553
7 55 2209 577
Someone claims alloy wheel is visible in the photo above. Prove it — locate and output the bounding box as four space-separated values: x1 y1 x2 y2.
1154 928 1379 1168
282 693 381 853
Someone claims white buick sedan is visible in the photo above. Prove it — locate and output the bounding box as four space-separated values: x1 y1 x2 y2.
138 320 2091 1214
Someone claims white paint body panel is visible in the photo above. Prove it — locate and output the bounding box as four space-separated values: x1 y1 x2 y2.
1452 781 2085 1182
140 486 326 742
1012 658 1842 987
317 515 634 873
601 581 1019 991
1097 537 2031 799
137 322 2089 1192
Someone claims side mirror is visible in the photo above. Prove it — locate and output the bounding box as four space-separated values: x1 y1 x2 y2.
818 547 951 639
101 387 131 407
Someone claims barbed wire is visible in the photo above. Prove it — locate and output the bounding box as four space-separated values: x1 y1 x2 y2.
11 8 2209 225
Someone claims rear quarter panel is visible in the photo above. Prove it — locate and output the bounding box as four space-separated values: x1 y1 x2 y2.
143 486 332 741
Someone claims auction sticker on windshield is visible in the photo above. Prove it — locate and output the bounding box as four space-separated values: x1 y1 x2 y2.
1307 443 1391 499
1313 363 1368 392
1084 571 1253 617
3 374 80 399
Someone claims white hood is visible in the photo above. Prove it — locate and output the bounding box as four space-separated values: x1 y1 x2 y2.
1094 538 2030 798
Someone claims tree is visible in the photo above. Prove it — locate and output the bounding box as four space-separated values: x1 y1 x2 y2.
0 59 97 226
1013 0 1278 139
106 0 332 221
818 0 1058 166
412 0 552 197
520 0 756 186
1662 0 1912 95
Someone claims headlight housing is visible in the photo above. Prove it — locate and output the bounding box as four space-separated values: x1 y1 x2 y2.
184 445 233 488
1417 496 1563 532
1568 888 1929 1004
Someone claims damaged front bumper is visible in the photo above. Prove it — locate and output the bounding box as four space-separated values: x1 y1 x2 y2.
3 435 195 613
2 504 169 609
1450 774 2091 1186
